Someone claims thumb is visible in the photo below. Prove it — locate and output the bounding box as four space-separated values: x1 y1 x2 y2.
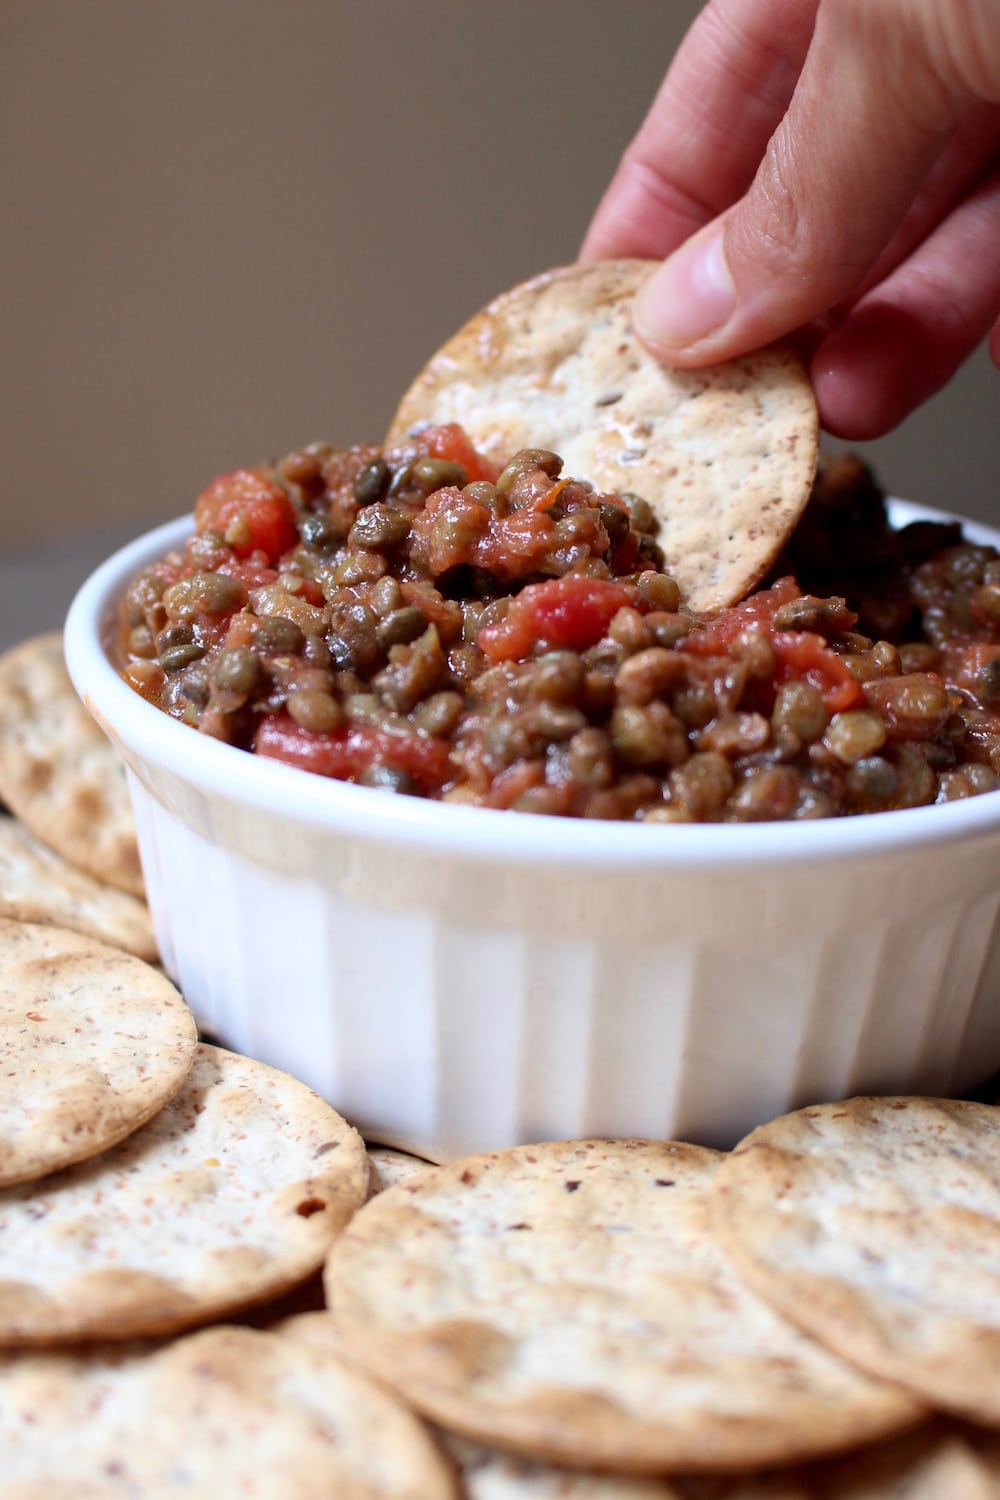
633 0 977 364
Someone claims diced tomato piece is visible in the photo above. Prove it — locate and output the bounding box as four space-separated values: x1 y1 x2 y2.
488 510 561 564
485 759 547 809
296 577 326 608
216 556 280 592
683 578 863 713
478 576 635 663
941 641 1000 697
194 470 299 565
408 486 492 576
684 579 803 654
224 611 257 650
399 580 463 643
414 423 500 485
255 712 452 794
771 632 864 713
149 556 188 590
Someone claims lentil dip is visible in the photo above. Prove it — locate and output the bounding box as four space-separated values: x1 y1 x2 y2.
118 426 1000 821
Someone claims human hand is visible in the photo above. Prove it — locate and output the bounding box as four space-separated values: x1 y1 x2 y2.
581 0 1000 438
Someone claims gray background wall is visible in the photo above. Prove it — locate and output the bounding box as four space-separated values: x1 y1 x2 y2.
1 1 996 639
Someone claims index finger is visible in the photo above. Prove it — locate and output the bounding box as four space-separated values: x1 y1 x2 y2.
581 0 818 262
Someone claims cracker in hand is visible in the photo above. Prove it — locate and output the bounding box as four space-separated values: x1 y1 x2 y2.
387 261 818 612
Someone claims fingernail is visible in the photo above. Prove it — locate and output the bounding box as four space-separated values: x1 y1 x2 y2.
634 229 737 351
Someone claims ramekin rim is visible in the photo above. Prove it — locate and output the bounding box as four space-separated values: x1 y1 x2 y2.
64 505 1000 870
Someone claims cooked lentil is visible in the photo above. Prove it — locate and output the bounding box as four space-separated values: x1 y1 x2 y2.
118 431 1000 820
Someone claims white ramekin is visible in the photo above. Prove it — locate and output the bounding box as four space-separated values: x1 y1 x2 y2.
65 504 1000 1161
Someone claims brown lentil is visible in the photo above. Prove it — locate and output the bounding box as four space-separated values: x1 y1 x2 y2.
284 689 341 734
413 457 467 494
160 642 205 673
822 711 888 764
212 648 261 697
637 571 681 612
255 617 306 656
668 752 734 820
376 606 428 650
353 457 391 506
119 433 1000 820
772 681 829 749
413 691 464 738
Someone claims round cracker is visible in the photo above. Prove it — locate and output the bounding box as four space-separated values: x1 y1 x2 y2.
386 261 818 612
367 1144 435 1197
324 1140 921 1475
0 1312 458 1498
0 816 155 960
446 1434 682 1498
805 1426 1000 1500
671 1424 1000 1499
0 630 144 894
0 1043 369 1342
0 919 195 1187
713 1097 1000 1427
0 634 143 898
236 1268 327 1330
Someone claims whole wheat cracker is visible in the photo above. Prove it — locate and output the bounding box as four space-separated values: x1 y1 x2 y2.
446 1434 682 1498
0 1043 369 1342
0 918 195 1187
7 1486 115 1500
367 1144 435 1198
0 1312 458 1498
0 816 155 960
235 1269 327 1329
386 261 818 612
324 1139 921 1475
671 1423 1000 1498
0 634 143 897
713 1097 1000 1427
294 1313 680 1496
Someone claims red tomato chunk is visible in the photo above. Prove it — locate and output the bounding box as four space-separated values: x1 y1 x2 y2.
682 579 864 714
194 470 300 565
118 439 1000 821
256 712 452 795
478 577 635 663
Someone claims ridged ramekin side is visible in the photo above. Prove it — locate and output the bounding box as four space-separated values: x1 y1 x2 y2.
126 766 1000 1159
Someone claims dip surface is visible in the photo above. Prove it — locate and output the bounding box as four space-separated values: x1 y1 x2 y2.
118 430 1000 821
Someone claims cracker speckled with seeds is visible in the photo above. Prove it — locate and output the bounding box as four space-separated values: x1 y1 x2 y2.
672 1423 1000 1499
0 919 195 1187
713 1096 1000 1428
0 1044 368 1342
0 634 143 897
0 1313 458 1499
447 1434 683 1498
367 1144 435 1198
386 261 818 612
0 816 155 960
325 1140 921 1475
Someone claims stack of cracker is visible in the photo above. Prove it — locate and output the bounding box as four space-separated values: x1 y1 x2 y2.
0 635 449 1495
0 633 155 959
3 638 1000 1487
329 1110 1000 1498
